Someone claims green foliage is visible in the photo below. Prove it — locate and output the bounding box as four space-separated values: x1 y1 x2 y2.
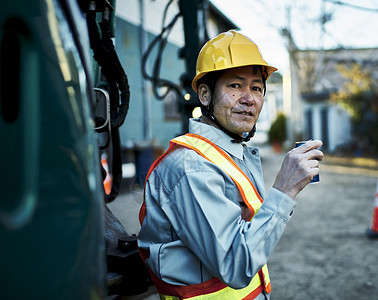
331 63 378 153
268 113 287 144
331 64 377 120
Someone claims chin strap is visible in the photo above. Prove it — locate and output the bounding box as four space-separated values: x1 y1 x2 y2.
237 126 256 143
201 106 256 143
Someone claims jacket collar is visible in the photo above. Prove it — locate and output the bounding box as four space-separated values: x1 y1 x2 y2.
189 118 245 160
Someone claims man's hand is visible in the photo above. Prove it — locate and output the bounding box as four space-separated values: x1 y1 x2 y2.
273 140 324 199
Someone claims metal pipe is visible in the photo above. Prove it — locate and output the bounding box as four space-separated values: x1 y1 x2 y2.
139 0 152 140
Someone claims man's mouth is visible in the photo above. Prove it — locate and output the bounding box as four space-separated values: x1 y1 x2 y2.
236 111 253 116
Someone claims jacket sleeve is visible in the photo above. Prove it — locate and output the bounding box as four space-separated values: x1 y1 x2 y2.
159 164 296 289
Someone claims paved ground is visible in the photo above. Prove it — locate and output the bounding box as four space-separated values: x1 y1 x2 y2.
262 148 378 300
108 145 378 300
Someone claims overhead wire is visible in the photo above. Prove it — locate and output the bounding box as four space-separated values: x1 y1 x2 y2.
323 0 378 13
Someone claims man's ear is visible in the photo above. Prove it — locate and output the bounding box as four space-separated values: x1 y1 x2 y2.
197 83 211 107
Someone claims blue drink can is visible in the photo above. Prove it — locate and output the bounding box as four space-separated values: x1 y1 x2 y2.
295 141 320 184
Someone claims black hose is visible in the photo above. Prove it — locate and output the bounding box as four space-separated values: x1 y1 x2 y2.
141 12 182 100
87 10 130 129
86 8 130 202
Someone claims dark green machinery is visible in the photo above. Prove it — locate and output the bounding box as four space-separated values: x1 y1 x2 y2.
0 0 216 298
0 0 107 298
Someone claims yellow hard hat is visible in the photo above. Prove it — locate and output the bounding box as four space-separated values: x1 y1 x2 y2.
192 30 278 92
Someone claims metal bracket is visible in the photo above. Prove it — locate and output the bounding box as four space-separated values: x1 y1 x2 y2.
94 87 111 149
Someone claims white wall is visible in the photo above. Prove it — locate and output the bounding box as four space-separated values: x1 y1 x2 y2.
328 103 351 152
304 102 352 152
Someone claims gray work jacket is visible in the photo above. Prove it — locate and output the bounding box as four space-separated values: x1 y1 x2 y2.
138 118 296 292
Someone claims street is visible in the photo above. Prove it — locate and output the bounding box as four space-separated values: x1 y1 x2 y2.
108 145 378 300
264 148 378 300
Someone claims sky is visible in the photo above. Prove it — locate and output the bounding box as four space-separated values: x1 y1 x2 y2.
210 0 378 74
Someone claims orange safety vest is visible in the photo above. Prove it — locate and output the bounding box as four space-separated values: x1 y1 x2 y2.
139 133 271 299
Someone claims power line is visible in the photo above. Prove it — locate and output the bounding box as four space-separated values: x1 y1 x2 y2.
323 0 378 12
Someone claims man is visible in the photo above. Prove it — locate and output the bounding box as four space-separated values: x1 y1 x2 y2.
138 30 323 299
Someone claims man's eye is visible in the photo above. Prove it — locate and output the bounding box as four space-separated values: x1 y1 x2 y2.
229 83 240 88
252 86 262 92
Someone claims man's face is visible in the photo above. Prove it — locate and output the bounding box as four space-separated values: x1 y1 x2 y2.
212 66 264 136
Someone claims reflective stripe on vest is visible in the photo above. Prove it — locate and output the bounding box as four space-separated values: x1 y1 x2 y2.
139 133 271 299
160 273 263 300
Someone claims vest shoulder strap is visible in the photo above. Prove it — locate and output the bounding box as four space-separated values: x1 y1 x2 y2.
172 133 263 219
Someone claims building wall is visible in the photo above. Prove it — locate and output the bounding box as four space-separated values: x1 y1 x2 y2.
295 47 378 153
304 102 351 152
115 1 185 149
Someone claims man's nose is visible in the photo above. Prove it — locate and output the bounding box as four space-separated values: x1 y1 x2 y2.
239 91 255 105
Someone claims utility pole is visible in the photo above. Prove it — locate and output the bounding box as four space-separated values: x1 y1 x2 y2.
178 0 207 133
139 0 152 141
282 4 303 143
